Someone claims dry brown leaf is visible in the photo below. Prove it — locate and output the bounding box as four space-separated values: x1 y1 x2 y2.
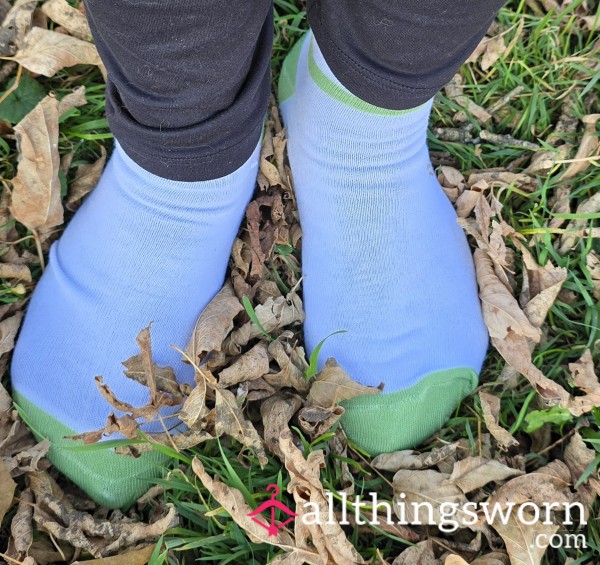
56 86 87 116
66 145 106 211
371 443 459 472
471 553 510 565
34 492 177 557
92 377 159 422
456 189 484 218
6 437 50 476
475 249 540 342
485 461 571 565
0 311 23 356
560 114 600 181
580 15 600 31
586 250 600 300
185 281 242 362
10 95 62 230
122 325 184 405
72 544 156 565
444 74 492 125
178 377 209 429
467 34 508 71
41 0 91 40
392 539 439 565
10 487 33 555
0 457 16 523
228 291 304 349
0 0 37 55
191 456 322 564
218 340 270 387
214 387 268 467
479 392 519 451
447 456 524 493
445 556 469 565
265 338 310 393
564 431 600 511
13 26 101 76
468 171 535 192
238 376 276 402
475 246 570 403
480 35 507 70
392 468 474 530
494 332 570 403
11 90 87 230
489 460 572 510
297 404 344 438
260 392 303 460
0 263 31 281
564 349 600 416
279 429 366 564
307 358 381 409
28 472 178 557
491 515 557 565
559 190 600 254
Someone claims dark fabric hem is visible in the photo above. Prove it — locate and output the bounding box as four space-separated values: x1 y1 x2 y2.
112 120 263 182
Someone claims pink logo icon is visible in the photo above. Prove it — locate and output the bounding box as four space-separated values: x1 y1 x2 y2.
247 484 298 536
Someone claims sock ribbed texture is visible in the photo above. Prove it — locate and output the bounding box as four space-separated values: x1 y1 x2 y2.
279 32 488 454
11 141 259 507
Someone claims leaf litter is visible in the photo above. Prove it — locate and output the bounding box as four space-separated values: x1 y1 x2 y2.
0 2 598 564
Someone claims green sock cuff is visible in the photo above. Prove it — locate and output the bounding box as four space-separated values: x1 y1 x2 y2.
278 33 307 104
13 391 168 509
279 32 428 115
307 38 420 116
338 367 478 456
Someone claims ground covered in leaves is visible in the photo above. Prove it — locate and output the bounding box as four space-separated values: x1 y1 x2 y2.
0 0 598 564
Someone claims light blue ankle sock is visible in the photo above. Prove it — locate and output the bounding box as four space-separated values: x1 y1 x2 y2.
11 141 259 507
279 32 488 454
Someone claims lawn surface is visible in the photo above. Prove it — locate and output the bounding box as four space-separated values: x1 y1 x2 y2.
0 0 599 564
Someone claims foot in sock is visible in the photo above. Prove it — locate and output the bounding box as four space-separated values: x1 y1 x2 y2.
11 141 259 508
279 32 488 455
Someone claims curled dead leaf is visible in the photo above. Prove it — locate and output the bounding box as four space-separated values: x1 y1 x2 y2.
307 358 381 409
11 90 87 231
563 349 600 417
0 0 37 55
192 456 323 563
260 392 303 460
371 443 459 472
66 144 107 211
41 0 91 40
479 392 519 451
0 457 16 523
13 27 101 77
185 281 242 363
475 249 541 342
218 340 270 387
279 429 366 564
447 456 524 494
0 311 23 356
214 387 268 467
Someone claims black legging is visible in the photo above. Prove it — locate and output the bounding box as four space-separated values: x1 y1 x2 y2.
84 0 506 181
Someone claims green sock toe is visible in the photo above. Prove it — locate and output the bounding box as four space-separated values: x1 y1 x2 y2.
338 368 478 456
14 391 168 509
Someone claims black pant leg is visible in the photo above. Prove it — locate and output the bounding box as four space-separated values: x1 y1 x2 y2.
307 0 506 110
84 0 273 180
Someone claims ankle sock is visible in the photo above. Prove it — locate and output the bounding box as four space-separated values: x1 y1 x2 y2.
11 141 259 507
279 32 488 454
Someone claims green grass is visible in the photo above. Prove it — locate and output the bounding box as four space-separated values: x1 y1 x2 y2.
0 0 599 563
